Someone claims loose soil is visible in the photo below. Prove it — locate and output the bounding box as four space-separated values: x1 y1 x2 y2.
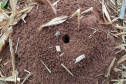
0 0 121 84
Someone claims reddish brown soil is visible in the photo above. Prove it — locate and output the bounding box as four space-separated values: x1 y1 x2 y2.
0 0 121 84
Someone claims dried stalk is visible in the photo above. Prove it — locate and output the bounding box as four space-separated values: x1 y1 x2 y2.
114 32 126 37
105 57 116 77
1 0 17 34
70 8 80 31
115 24 126 30
0 27 13 53
45 0 57 15
102 0 111 23
117 55 126 65
9 37 16 80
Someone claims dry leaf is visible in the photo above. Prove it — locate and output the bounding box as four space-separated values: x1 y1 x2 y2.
1 0 17 34
0 27 12 53
38 16 68 31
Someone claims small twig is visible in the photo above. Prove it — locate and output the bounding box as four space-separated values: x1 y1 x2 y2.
61 64 74 76
40 60 51 73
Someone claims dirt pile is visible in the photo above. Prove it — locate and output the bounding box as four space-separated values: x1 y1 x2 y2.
0 0 119 84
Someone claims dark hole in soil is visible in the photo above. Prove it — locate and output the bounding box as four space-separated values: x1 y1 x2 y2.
15 53 20 61
62 34 70 43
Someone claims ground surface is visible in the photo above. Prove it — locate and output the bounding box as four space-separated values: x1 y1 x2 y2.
0 0 121 84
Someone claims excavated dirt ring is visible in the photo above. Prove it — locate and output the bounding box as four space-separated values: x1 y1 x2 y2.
0 0 118 84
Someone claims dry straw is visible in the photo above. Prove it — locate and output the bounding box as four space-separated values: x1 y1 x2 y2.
105 57 116 77
61 64 74 76
9 37 16 80
40 60 51 73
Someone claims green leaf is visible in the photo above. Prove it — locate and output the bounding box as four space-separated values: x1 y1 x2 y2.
1 0 8 9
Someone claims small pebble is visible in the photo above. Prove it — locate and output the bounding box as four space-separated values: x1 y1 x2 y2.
55 31 60 36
